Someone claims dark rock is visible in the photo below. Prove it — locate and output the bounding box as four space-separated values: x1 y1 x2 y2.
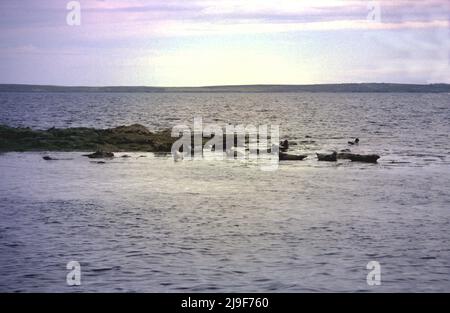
83 151 114 159
121 154 131 158
317 151 337 161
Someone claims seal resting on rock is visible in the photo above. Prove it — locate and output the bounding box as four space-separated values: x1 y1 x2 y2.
337 152 353 159
279 152 307 161
279 139 289 152
348 154 380 163
317 151 337 161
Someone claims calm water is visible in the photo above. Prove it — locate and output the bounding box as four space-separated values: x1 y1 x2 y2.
0 92 449 292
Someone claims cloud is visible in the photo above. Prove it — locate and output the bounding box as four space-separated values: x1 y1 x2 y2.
1 0 448 34
0 0 448 85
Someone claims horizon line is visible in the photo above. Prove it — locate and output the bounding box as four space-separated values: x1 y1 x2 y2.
1 82 450 88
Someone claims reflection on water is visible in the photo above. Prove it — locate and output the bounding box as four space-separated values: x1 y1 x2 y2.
0 92 449 292
0 152 449 292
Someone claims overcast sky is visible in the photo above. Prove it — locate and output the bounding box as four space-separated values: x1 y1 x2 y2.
0 0 448 86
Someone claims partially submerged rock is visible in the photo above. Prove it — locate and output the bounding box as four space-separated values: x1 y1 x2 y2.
42 155 74 161
83 151 114 159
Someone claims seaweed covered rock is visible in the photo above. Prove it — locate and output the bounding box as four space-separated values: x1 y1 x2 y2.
109 124 151 135
0 124 178 153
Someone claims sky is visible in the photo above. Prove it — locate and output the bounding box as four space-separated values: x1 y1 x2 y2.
0 0 449 86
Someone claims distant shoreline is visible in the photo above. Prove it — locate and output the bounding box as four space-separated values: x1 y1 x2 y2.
1 83 450 93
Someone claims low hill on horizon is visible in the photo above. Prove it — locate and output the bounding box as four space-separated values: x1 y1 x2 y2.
1 83 450 93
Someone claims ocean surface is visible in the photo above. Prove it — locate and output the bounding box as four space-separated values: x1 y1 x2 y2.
0 92 449 292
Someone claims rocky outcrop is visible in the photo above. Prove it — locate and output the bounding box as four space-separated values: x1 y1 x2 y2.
0 124 176 152
0 124 382 164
